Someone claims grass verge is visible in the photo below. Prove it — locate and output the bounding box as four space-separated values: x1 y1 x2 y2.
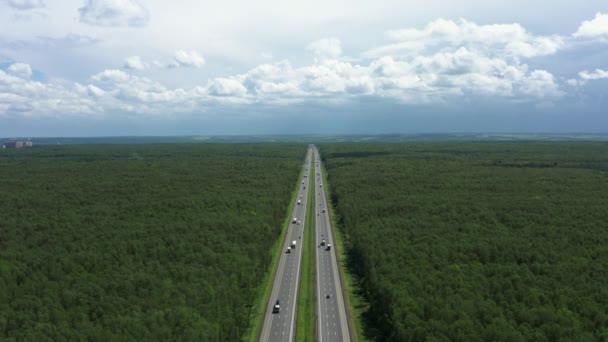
296 153 316 342
320 154 368 342
243 152 308 342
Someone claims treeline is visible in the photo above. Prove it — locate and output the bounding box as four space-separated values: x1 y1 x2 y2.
0 144 305 340
320 142 608 341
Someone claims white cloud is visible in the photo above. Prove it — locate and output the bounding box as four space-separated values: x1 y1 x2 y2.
122 51 205 70
90 69 130 83
573 12 608 40
207 78 248 97
580 69 608 80
2 0 44 10
8 63 33 78
79 0 149 27
8 13 608 117
123 56 146 70
307 38 342 61
38 34 100 48
172 50 205 68
569 69 608 86
377 18 564 60
518 70 562 99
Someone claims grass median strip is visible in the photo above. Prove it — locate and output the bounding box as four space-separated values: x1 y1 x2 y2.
296 153 316 342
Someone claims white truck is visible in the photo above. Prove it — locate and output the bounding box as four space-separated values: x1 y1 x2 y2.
297 200 301 205
292 217 297 224
286 247 291 253
326 244 331 251
291 240 297 248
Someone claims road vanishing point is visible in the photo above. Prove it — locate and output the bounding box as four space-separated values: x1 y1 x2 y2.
260 145 350 342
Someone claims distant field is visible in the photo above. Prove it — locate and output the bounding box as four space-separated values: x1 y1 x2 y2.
3 133 608 146
0 144 304 340
320 142 608 340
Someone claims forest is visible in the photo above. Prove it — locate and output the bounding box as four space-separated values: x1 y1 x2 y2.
320 142 608 341
0 143 305 340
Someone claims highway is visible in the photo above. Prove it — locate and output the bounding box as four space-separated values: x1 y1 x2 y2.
260 146 313 342
314 147 351 342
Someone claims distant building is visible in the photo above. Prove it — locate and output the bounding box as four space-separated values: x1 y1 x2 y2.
2 140 33 149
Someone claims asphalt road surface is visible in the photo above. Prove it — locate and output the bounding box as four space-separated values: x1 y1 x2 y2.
314 147 351 342
260 146 313 342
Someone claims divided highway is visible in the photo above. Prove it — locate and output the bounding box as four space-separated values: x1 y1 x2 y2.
260 146 313 342
314 147 351 342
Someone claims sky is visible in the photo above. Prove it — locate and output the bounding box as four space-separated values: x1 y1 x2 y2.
0 0 607 137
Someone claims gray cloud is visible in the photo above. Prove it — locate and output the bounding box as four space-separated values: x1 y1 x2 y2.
1 34 100 50
79 0 149 27
2 0 44 10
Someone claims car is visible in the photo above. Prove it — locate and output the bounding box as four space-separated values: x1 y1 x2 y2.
322 209 326 213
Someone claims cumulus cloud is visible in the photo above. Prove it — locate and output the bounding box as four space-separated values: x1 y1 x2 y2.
122 51 205 70
7 63 33 78
79 0 149 27
7 14 608 117
123 56 146 70
580 69 608 80
568 69 608 86
370 18 564 60
2 0 44 10
90 69 130 83
573 12 608 40
307 38 342 61
0 69 97 115
172 50 205 68
207 78 248 97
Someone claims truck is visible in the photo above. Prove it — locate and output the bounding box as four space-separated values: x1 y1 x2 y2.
292 217 297 224
286 247 291 253
273 299 280 313
322 208 326 213
291 240 297 248
297 200 301 205
326 244 331 251
320 239 326 246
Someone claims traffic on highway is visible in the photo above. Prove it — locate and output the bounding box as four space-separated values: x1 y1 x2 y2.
260 146 313 341
314 147 351 342
260 145 350 342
